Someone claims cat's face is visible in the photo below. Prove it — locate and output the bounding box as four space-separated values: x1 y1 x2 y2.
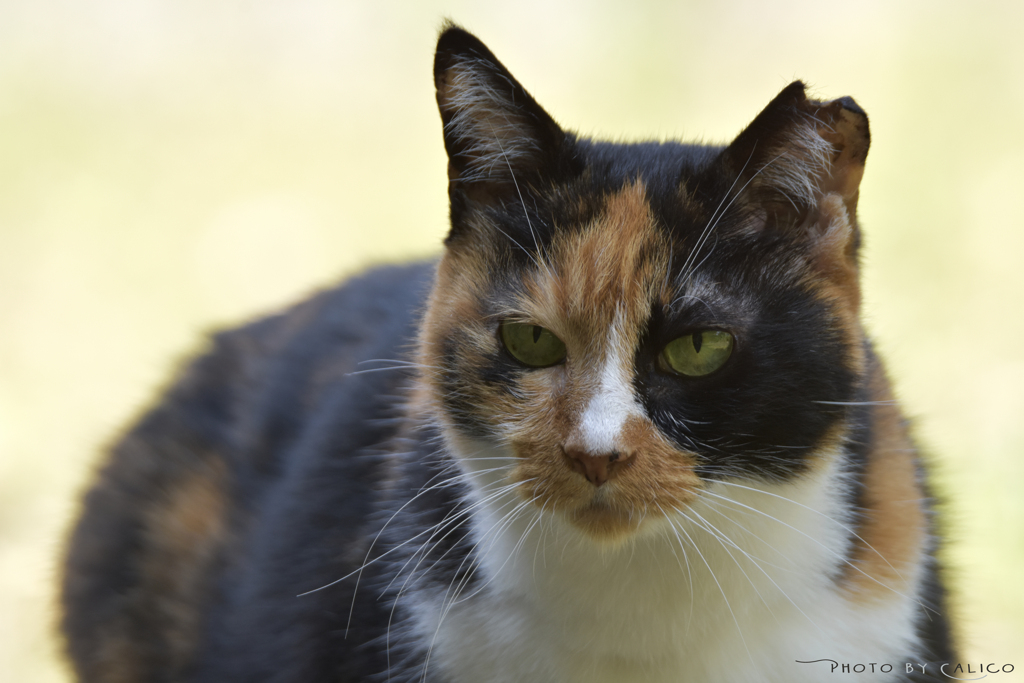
421 28 870 541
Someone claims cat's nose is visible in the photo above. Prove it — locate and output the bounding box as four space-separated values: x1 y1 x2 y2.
563 446 632 487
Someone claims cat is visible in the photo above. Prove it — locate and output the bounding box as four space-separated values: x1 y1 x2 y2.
60 23 957 683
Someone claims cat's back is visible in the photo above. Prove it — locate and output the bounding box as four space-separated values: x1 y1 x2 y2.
60 260 435 682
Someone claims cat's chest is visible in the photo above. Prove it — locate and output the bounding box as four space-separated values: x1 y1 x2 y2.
403 453 920 683
412 545 914 683
421 593 908 683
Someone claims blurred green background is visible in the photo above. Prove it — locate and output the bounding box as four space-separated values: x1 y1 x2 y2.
2 0 1022 680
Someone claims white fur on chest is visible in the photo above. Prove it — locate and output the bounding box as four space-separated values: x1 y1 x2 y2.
407 442 922 683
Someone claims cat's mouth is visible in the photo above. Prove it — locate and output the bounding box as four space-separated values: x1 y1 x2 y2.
507 440 699 542
562 490 653 541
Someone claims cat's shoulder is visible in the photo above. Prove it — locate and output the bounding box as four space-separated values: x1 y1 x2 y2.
60 259 435 681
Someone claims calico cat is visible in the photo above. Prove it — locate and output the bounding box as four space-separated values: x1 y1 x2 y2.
61 24 956 683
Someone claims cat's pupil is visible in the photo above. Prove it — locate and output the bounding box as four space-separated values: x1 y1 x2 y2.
533 325 543 343
692 332 703 353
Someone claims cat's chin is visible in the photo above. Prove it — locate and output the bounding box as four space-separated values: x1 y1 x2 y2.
563 497 651 544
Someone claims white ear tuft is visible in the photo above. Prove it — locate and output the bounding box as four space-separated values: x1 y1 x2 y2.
438 57 544 184
723 82 870 217
434 26 572 206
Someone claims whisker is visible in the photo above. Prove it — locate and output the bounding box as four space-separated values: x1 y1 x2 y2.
675 149 788 296
420 492 540 682
386 480 532 680
709 480 908 583
691 498 795 573
663 511 753 664
655 502 695 632
298 459 507 599
677 506 782 626
689 504 824 633
701 483 938 618
493 129 557 282
678 147 755 277
389 478 529 596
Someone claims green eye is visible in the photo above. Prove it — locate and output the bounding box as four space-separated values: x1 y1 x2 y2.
500 321 567 368
662 330 734 377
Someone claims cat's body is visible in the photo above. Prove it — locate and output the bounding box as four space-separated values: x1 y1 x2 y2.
61 25 956 683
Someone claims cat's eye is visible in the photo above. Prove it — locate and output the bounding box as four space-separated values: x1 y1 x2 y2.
500 321 567 368
661 330 734 377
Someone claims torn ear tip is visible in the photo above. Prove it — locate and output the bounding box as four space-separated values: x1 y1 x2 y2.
834 95 867 118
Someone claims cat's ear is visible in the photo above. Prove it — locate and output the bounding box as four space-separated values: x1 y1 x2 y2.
720 82 869 263
434 25 574 207
722 81 869 216
719 82 869 285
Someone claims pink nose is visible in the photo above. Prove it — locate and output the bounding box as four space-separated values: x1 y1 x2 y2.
563 447 632 487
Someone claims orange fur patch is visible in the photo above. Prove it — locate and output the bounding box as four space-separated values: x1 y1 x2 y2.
842 365 927 603
803 193 867 378
89 634 143 683
148 460 228 557
77 453 231 682
140 457 230 671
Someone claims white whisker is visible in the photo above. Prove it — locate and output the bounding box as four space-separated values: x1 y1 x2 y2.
663 510 753 665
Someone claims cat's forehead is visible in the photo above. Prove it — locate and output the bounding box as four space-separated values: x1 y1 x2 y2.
557 140 727 238
547 181 668 301
517 170 768 312
517 180 670 342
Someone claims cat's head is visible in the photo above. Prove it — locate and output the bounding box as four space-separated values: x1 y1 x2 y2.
420 25 871 542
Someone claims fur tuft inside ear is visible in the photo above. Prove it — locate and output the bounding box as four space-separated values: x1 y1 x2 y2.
718 82 870 285
434 26 573 205
722 81 870 217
